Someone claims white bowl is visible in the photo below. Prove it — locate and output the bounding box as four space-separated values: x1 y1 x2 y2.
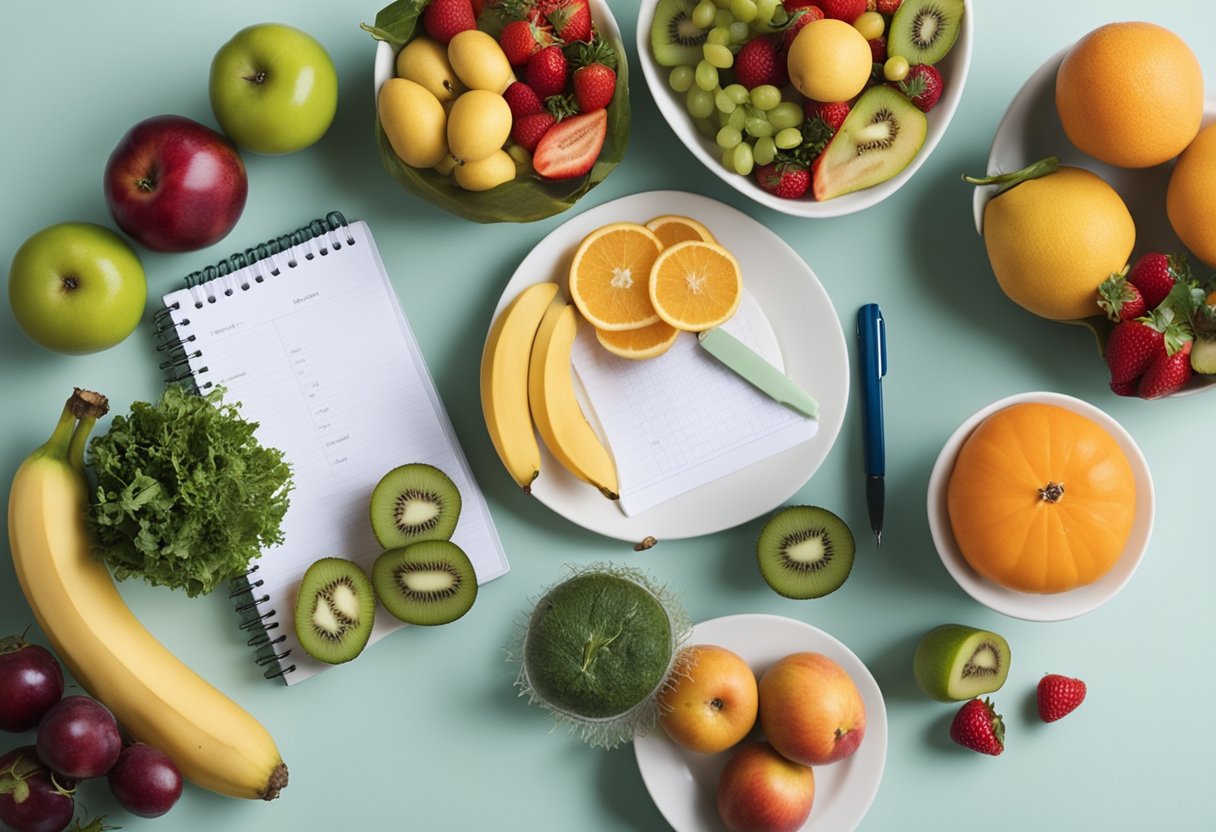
926 391 1154 622
636 2 974 217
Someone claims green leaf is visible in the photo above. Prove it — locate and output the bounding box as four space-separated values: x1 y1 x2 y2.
360 0 425 50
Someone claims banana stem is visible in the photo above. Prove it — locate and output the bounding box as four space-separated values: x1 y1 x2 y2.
962 156 1061 196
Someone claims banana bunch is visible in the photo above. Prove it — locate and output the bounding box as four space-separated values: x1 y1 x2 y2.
481 284 619 499
8 389 288 801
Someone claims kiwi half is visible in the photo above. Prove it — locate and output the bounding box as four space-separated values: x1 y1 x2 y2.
372 540 477 626
756 506 855 599
294 558 376 664
888 0 965 66
650 0 708 68
812 85 927 201
913 624 1012 702
370 463 461 549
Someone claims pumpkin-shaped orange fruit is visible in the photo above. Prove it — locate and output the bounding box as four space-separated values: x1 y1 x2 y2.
946 403 1136 594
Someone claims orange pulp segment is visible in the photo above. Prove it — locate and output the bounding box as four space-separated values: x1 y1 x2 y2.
595 320 681 360
568 222 664 331
644 215 717 248
648 240 742 331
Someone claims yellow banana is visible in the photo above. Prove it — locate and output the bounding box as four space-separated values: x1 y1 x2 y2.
528 299 620 499
481 281 560 492
8 389 287 801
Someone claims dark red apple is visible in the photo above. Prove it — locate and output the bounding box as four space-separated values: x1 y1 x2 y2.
35 696 121 779
0 635 64 732
107 743 182 818
104 114 247 252
0 746 76 832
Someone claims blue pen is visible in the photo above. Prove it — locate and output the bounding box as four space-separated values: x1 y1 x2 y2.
856 304 886 546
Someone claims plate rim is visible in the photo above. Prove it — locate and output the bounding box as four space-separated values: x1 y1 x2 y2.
632 612 888 832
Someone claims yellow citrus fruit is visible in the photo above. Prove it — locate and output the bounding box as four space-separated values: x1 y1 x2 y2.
569 223 664 331
595 320 681 360
1167 122 1216 268
648 241 742 331
1055 22 1204 168
982 165 1135 321
787 19 872 103
644 215 717 248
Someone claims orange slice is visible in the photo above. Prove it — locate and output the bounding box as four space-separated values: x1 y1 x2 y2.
569 222 664 331
648 240 742 331
595 320 681 360
644 215 717 248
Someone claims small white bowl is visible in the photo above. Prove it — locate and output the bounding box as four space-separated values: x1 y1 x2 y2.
926 391 1155 622
636 2 974 218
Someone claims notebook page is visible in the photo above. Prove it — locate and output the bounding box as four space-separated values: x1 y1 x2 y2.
569 291 818 517
162 220 508 684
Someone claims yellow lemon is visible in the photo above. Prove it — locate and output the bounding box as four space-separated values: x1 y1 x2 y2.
787 19 872 103
1167 122 1216 268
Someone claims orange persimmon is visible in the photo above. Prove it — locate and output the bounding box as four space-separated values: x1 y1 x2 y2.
946 403 1136 594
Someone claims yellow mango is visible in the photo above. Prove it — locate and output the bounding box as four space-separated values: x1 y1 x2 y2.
447 30 512 93
454 150 517 191
396 36 465 103
447 90 511 163
378 78 449 168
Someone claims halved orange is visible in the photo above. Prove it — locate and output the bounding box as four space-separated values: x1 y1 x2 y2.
644 215 717 248
648 240 742 331
569 223 664 331
595 320 681 360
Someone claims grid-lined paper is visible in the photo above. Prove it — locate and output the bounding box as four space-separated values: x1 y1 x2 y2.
570 291 819 516
162 220 508 684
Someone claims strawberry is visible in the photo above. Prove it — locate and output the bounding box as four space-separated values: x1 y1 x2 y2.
868 35 888 63
532 107 607 179
949 698 1005 756
1037 674 1087 723
1104 313 1167 387
818 0 866 22
876 0 903 12
499 19 555 66
734 36 788 89
422 0 478 44
1097 269 1146 322
526 44 569 98
805 100 851 132
540 0 592 42
781 7 825 52
571 39 617 112
756 162 811 199
1128 251 1190 310
1139 337 1193 398
503 80 546 120
898 63 943 111
511 111 556 152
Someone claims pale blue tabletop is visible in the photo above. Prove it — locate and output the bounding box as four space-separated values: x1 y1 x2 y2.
1 2 1213 830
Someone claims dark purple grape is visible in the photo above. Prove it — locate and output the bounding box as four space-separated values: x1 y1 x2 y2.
0 745 76 832
0 635 65 733
107 742 182 818
35 696 121 779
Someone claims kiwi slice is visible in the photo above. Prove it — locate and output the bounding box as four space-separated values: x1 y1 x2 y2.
888 0 965 66
812 85 928 201
294 558 376 664
372 540 477 626
756 506 855 599
370 463 461 549
651 0 708 68
913 624 1012 702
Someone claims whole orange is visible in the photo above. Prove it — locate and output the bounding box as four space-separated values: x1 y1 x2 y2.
1166 122 1216 268
1055 22 1204 168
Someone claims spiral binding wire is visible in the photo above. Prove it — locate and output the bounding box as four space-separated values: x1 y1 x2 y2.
155 211 352 682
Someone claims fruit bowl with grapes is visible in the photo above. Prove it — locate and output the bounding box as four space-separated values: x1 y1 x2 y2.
638 0 972 217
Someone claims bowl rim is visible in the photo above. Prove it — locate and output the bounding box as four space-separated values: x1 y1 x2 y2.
925 390 1155 622
635 0 974 218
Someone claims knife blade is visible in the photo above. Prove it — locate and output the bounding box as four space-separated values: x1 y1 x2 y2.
696 327 819 419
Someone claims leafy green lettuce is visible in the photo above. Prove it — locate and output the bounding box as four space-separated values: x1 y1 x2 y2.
87 385 293 597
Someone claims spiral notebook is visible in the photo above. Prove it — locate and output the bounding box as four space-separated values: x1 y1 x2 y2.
154 212 509 685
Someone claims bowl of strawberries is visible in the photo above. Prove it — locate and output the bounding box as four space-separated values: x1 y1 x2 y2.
367 0 630 223
637 0 972 217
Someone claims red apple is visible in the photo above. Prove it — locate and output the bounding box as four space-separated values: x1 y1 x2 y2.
717 741 815 832
758 652 866 766
657 644 758 754
104 114 247 252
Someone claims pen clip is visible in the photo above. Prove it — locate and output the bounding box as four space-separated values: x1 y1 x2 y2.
875 308 886 379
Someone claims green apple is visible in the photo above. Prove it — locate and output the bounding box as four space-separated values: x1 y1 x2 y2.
209 23 339 155
8 223 147 354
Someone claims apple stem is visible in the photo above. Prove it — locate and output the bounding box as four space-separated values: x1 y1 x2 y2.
245 70 268 85
61 276 80 291
135 177 156 192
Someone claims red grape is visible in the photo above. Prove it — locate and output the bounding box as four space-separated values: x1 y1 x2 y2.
107 742 182 818
0 745 76 832
0 635 64 733
35 696 121 779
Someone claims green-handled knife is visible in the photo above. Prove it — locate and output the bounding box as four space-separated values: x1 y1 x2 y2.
696 327 819 419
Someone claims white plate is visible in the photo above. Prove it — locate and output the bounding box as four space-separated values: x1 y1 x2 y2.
972 46 1216 397
489 190 849 541
926 391 1155 622
633 614 887 832
637 2 974 218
